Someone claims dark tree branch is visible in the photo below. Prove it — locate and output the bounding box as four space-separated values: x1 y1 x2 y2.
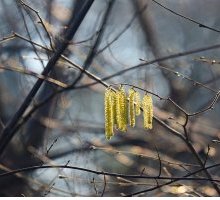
0 0 94 156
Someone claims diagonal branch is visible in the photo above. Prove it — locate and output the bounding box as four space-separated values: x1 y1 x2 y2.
0 0 94 156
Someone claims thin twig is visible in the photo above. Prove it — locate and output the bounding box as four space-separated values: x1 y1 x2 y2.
18 0 54 50
0 164 220 183
0 64 68 88
152 0 220 33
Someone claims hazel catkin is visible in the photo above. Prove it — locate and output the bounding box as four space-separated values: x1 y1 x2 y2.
129 88 136 127
116 86 127 132
104 88 114 140
104 86 154 140
142 94 153 129
135 91 141 116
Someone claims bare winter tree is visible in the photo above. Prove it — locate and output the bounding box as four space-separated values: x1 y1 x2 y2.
0 0 220 197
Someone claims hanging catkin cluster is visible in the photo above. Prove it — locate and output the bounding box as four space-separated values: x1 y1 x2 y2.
104 86 153 140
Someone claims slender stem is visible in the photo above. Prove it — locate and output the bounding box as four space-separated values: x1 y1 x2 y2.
0 164 220 182
152 0 220 33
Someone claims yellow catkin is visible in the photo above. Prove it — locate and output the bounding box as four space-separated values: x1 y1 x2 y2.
142 94 153 129
105 88 114 140
112 91 117 128
129 88 136 127
135 91 141 116
116 86 127 132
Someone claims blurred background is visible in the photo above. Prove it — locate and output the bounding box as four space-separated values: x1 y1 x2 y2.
0 0 220 197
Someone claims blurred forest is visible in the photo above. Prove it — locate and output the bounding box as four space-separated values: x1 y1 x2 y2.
0 0 220 197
